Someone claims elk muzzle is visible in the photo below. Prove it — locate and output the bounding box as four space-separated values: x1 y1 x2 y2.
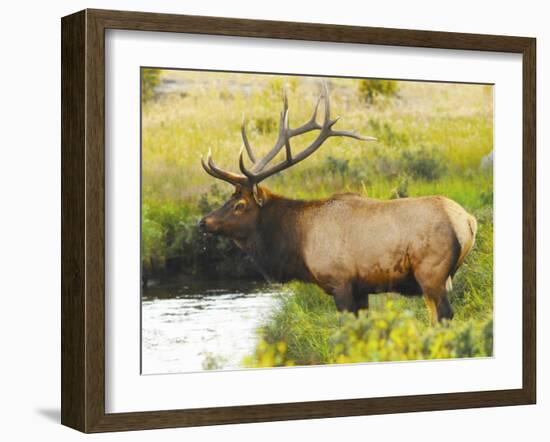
198 216 217 233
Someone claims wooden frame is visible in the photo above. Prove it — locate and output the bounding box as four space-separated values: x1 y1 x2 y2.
61 8 536 433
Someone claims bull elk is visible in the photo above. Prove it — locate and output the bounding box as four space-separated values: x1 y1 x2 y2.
198 83 477 324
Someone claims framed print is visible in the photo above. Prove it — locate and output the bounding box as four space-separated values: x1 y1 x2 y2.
61 9 536 433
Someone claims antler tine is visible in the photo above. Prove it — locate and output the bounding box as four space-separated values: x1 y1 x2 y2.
287 93 322 138
201 151 234 184
283 110 292 162
203 149 248 186
329 130 377 141
251 94 291 173
238 146 256 179
201 155 221 180
240 110 293 183
283 86 289 114
241 114 256 164
323 81 331 127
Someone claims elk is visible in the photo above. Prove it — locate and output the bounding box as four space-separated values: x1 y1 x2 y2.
198 83 477 324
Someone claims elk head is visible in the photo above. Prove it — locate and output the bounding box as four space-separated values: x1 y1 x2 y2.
198 82 375 240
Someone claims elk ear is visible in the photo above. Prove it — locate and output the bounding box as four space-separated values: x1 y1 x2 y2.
252 185 268 207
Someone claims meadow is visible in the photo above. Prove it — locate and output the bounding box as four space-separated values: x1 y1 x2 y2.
141 69 493 366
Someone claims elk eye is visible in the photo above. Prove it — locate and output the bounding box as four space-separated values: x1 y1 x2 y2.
234 201 246 212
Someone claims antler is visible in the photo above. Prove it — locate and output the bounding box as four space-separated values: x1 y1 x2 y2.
201 81 376 187
200 149 249 186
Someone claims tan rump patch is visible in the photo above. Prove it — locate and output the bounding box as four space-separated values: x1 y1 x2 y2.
441 198 478 270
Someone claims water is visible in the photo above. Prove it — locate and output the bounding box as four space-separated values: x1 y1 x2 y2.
142 279 284 374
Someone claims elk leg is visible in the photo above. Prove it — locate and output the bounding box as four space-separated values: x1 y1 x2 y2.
353 289 369 313
331 284 357 313
420 286 454 325
440 277 455 320
415 276 450 325
437 294 454 321
422 294 439 326
414 254 456 325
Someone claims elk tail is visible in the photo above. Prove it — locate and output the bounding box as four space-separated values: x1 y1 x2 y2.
452 214 478 276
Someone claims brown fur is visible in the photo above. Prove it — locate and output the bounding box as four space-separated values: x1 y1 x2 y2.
200 186 477 324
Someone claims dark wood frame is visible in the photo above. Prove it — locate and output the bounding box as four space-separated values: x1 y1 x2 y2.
61 8 536 433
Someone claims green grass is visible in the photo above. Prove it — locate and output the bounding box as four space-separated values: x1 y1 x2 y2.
243 283 340 366
141 69 494 366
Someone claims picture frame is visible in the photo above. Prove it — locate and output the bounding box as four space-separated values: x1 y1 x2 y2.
61 8 536 433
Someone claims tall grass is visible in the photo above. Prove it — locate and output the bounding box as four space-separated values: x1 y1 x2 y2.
142 70 492 202
243 283 341 366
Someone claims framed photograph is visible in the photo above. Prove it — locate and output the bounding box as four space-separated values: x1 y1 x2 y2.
61 9 536 433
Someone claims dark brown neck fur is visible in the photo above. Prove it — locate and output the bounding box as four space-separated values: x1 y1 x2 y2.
238 192 317 283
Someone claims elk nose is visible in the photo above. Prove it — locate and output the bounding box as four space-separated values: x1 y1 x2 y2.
198 218 207 230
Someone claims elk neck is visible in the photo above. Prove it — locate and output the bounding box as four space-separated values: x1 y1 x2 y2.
236 192 315 283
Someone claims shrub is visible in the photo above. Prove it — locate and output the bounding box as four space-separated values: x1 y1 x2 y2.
390 175 409 199
263 77 298 99
243 341 293 368
141 204 166 278
141 68 161 102
374 155 401 179
479 190 493 207
368 120 410 148
324 155 350 182
400 146 447 181
359 79 399 104
254 116 277 134
141 184 261 281
331 303 493 363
